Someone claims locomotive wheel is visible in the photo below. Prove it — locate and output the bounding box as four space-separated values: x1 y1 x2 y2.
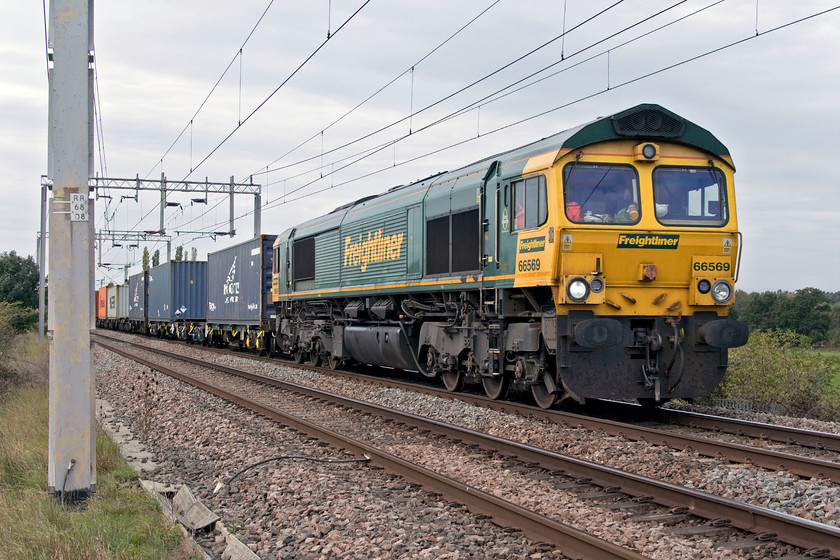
293 348 306 364
267 335 277 358
441 369 463 392
482 375 509 400
531 381 559 409
310 349 322 367
328 354 343 370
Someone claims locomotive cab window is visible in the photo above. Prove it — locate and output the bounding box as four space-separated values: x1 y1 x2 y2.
512 175 547 231
653 166 728 226
563 163 639 224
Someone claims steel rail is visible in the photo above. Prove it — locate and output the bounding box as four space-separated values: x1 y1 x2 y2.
288 361 840 481
644 406 840 453
483 400 840 484
266 355 840 482
96 336 840 558
96 339 650 560
93 331 840 480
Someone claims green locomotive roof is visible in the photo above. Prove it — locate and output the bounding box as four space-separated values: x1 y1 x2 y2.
449 103 732 178
277 103 733 243
561 103 731 161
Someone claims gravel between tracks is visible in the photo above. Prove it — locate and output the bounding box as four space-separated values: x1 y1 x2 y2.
97 348 573 559
198 343 840 526
95 335 840 559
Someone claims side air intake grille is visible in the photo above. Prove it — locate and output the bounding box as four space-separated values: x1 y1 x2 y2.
612 106 684 138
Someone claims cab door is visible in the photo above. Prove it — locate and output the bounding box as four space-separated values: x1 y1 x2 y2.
481 161 504 276
272 232 294 318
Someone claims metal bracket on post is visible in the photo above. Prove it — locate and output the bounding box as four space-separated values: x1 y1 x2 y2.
159 172 166 234
229 176 236 238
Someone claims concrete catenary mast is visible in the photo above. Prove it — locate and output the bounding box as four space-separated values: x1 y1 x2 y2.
47 0 95 500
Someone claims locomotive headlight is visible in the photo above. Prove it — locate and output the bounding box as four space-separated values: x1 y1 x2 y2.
711 280 733 304
697 279 711 294
567 277 590 303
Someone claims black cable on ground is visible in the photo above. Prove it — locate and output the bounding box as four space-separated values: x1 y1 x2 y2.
221 454 371 489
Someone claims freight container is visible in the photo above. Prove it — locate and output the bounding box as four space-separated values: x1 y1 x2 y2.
206 235 276 351
128 271 147 322
207 235 276 327
126 271 148 333
147 261 207 323
106 284 129 320
96 286 108 323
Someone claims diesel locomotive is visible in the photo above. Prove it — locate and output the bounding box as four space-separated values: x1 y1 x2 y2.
269 104 749 406
268 103 748 407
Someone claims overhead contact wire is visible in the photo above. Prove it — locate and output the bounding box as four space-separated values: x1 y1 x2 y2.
145 0 278 179
261 1 626 176
181 0 372 182
261 0 691 196
246 4 840 215
252 0 502 178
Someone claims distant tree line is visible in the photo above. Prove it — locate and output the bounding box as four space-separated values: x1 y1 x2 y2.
732 288 840 347
141 246 199 271
0 251 39 333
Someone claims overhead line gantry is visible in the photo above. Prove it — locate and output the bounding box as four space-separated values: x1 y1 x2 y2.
90 174 262 239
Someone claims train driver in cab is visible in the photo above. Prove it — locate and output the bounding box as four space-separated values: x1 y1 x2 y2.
564 165 638 224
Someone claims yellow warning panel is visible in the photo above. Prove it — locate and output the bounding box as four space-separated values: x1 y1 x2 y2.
562 233 573 251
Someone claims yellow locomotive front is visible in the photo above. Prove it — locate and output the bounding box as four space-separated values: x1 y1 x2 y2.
540 112 748 404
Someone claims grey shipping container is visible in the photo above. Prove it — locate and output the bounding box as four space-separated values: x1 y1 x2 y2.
207 235 276 326
128 271 148 321
147 261 207 322
106 284 129 319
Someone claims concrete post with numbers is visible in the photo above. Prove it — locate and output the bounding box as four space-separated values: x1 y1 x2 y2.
47 0 95 500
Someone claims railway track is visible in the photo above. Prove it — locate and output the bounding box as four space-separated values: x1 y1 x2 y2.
304 366 840 483
94 333 840 559
96 331 840 482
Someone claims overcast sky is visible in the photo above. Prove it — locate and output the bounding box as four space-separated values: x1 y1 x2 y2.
2 0 838 292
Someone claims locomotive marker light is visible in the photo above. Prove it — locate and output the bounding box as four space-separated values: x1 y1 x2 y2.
634 142 660 162
697 279 712 294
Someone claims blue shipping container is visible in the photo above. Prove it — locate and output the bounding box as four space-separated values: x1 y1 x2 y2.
207 235 276 326
128 271 147 321
147 261 207 322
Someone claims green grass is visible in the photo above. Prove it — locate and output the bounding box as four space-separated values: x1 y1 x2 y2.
0 384 195 560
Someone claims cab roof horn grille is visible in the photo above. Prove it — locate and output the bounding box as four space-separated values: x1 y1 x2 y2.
612 104 685 138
